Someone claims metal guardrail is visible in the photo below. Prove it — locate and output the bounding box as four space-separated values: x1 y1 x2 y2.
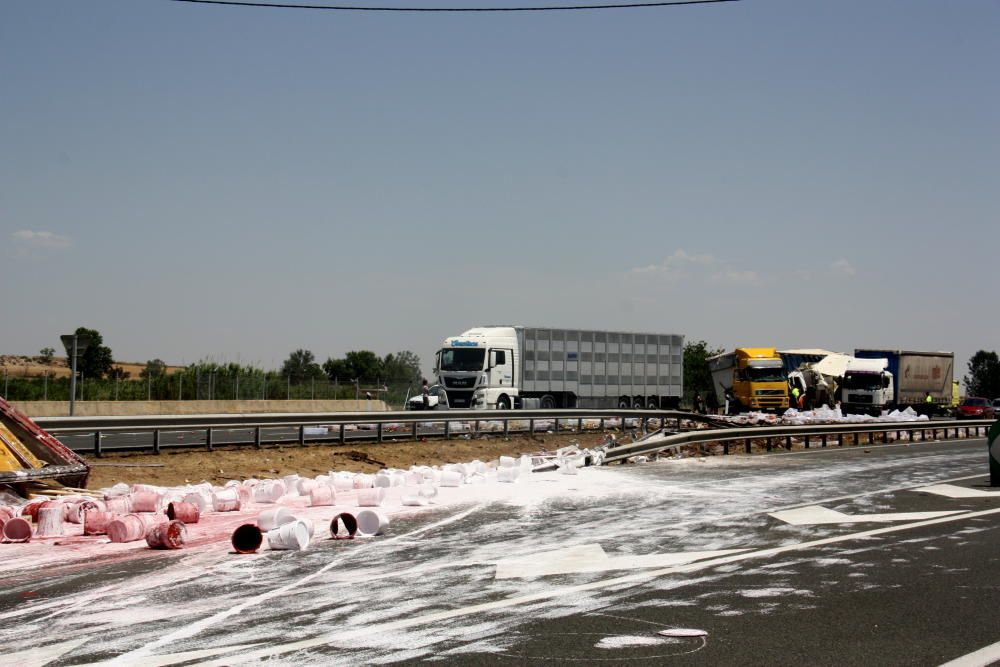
602 419 997 463
35 409 995 460
37 409 716 456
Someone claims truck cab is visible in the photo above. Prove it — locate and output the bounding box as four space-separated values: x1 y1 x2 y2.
436 327 519 409
710 348 789 413
841 358 894 415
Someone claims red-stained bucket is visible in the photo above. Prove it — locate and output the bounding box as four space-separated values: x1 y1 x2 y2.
36 506 65 537
146 520 187 550
2 517 33 543
0 506 15 522
108 514 157 543
130 491 162 513
65 499 104 524
231 523 264 554
166 502 200 524
212 488 241 513
104 496 132 515
309 486 336 507
83 510 116 536
330 512 358 539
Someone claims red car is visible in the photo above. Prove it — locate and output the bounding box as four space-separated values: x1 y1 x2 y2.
955 397 996 419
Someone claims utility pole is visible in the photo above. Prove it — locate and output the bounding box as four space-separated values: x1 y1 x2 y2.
61 334 91 416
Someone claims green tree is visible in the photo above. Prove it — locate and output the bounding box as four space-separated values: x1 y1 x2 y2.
964 350 1000 398
382 351 421 385
140 358 167 379
344 350 382 381
322 357 351 381
73 327 114 380
39 347 55 364
281 349 324 383
684 340 724 397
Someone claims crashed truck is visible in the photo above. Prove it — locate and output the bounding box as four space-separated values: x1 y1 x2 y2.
0 397 90 493
411 326 684 410
846 349 954 416
708 348 789 413
780 349 852 410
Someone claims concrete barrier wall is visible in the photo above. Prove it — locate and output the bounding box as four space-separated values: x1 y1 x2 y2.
13 400 390 418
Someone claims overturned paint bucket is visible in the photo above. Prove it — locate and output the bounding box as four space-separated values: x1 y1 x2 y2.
257 507 295 532
104 496 132 515
497 467 520 483
231 523 264 554
182 492 211 514
166 502 200 524
2 517 32 542
36 506 65 537
108 514 161 543
329 512 358 539
309 486 336 507
356 509 389 537
130 491 163 513
212 488 241 513
439 470 463 487
65 499 104 524
83 510 116 536
146 520 187 549
266 519 310 551
356 487 386 507
253 480 286 504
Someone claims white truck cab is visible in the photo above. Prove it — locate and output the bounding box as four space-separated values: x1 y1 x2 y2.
436 327 519 409
841 357 894 415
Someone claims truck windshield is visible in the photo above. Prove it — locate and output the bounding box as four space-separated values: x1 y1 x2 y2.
843 372 882 391
439 348 485 372
747 367 785 383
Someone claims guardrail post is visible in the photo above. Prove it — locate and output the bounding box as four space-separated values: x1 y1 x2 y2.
377 422 383 443
578 417 583 432
254 426 262 449
503 418 509 438
299 425 306 446
444 420 451 439
412 421 418 440
804 434 810 449
766 437 772 452
474 420 479 436
785 436 792 451
676 417 681 430
867 432 874 445
153 429 161 455
206 428 214 452
599 418 605 432
723 441 730 455
745 438 751 454
529 418 535 435
837 433 844 447
339 424 346 445
554 418 559 434
93 430 102 458
822 434 827 448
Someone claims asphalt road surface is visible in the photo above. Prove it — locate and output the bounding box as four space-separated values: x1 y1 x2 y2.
3 437 999 666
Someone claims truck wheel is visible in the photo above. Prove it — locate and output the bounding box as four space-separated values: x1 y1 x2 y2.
496 395 511 410
618 397 631 409
633 397 644 409
647 398 659 410
540 394 556 410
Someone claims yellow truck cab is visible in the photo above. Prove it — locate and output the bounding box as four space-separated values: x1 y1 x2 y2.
708 347 789 413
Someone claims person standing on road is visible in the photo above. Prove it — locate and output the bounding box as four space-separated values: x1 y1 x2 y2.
791 385 801 410
421 378 430 409
692 392 704 414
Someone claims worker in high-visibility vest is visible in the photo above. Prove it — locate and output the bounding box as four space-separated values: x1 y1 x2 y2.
925 392 933 404
791 385 801 409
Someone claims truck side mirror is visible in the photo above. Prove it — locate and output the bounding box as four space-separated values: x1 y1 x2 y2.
882 376 890 388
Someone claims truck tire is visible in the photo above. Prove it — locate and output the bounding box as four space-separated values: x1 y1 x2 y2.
618 397 631 409
540 394 557 410
496 395 511 410
647 398 659 410
633 397 644 409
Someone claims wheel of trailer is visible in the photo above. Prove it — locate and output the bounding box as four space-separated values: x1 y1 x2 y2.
541 394 557 410
647 397 659 410
618 397 631 409
633 397 645 409
496 395 511 410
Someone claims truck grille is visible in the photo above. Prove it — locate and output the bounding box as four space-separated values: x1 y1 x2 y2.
446 390 474 407
848 394 873 404
756 390 785 396
444 377 475 389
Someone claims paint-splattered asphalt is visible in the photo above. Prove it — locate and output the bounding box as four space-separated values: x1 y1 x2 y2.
2 437 998 666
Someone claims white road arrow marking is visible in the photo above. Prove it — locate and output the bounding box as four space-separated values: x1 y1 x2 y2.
769 506 965 526
494 544 748 579
913 484 1000 499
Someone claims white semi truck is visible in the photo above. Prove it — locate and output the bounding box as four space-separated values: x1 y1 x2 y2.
840 357 894 416
429 326 684 410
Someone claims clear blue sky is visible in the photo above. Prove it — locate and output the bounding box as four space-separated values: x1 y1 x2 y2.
2 0 997 379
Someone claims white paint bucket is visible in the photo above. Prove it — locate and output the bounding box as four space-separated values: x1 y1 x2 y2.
329 512 357 539
281 475 301 495
419 484 438 499
130 491 163 513
297 479 318 496
182 492 211 513
559 460 579 475
266 519 310 551
497 467 520 483
253 480 286 504
352 474 375 490
212 488 241 512
257 507 295 531
356 487 386 507
401 495 428 506
439 470 464 487
309 486 336 507
374 473 392 488
404 471 423 486
332 475 355 492
498 455 517 468
36 506 65 537
356 509 389 537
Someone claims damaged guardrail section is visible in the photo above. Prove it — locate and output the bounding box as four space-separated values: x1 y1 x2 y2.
602 420 996 464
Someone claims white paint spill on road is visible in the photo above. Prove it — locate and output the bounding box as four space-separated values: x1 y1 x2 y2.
595 635 668 648
494 544 749 579
3 638 87 667
769 506 966 526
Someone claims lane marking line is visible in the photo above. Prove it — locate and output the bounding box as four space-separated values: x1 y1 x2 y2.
769 506 965 526
939 638 1000 667
913 484 1000 499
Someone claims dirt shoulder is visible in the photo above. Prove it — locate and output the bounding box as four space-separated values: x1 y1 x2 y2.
82 431 618 489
